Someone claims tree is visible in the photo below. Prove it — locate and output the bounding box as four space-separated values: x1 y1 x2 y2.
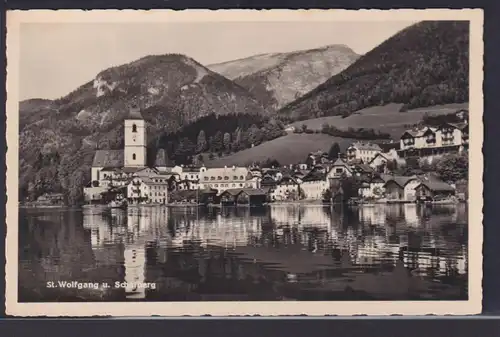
434 153 468 182
328 142 341 160
196 130 208 153
340 174 360 201
68 169 86 206
223 132 231 152
322 188 333 201
386 159 398 172
197 154 204 163
212 131 223 153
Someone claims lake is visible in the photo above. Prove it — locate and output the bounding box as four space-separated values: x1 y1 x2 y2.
18 204 468 302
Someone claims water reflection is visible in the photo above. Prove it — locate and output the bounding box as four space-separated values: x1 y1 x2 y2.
19 204 468 302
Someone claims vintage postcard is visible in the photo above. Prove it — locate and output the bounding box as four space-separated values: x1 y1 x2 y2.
5 9 483 316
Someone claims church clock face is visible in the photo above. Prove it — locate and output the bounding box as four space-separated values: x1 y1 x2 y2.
132 134 137 142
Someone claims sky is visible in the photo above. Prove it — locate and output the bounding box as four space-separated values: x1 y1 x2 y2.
19 21 415 100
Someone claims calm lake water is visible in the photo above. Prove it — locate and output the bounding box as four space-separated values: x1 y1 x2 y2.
19 204 468 302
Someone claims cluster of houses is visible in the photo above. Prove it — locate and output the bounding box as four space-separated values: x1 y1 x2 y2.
79 108 468 207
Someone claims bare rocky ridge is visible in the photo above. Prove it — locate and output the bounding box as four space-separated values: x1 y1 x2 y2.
208 45 359 110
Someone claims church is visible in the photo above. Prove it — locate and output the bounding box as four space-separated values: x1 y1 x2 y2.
83 107 169 203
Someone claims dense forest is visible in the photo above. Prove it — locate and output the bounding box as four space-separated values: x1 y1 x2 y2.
153 114 286 165
279 21 469 121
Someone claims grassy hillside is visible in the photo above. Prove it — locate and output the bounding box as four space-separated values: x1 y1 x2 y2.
291 103 468 138
206 133 357 167
279 21 469 121
208 45 359 110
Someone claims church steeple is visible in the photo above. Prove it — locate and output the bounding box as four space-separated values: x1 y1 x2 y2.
124 107 147 168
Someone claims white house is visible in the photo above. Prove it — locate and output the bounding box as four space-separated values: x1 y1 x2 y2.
326 158 353 179
346 142 382 163
127 175 169 204
271 176 301 201
199 166 253 193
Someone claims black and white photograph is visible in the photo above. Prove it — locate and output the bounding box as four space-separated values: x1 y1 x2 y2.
5 9 483 316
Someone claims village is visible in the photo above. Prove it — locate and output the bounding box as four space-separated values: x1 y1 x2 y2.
30 107 465 209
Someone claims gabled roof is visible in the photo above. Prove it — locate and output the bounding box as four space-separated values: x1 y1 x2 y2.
354 164 375 173
332 157 349 167
381 174 419 188
92 150 123 168
239 188 269 196
416 181 455 192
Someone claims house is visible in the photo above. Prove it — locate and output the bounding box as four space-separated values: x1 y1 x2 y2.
368 150 405 172
271 176 301 201
346 142 382 163
358 175 386 199
236 189 269 206
399 122 467 157
351 164 376 180
171 165 201 190
415 180 456 201
326 158 353 180
198 188 219 205
219 189 240 205
36 193 65 206
300 170 329 200
199 166 252 192
127 175 169 204
381 175 420 202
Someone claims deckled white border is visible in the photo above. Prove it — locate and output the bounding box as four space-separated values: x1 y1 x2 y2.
5 9 484 316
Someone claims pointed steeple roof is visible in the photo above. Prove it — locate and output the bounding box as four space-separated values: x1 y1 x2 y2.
127 107 143 120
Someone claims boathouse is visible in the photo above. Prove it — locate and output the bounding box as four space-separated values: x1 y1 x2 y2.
415 181 455 201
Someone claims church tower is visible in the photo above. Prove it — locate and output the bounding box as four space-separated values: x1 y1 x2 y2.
124 107 147 167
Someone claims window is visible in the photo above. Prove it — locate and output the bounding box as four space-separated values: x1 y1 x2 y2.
240 175 244 180
132 124 137 133
336 168 343 173
204 177 209 181
215 184 218 187
217 176 222 180
210 176 215 180
132 153 136 160
224 176 229 180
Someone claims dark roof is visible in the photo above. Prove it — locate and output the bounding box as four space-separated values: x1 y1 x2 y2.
128 107 143 120
92 150 123 168
239 188 269 196
302 171 326 182
382 175 419 188
354 164 374 173
417 181 455 192
376 142 400 152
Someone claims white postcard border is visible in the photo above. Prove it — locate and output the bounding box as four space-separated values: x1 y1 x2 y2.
5 9 484 316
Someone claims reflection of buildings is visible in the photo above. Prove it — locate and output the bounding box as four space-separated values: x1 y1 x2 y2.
78 203 468 300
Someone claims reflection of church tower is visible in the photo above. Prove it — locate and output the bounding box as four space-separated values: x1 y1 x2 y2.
124 107 147 168
124 244 146 299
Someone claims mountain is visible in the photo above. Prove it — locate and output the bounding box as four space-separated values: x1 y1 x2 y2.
208 45 359 110
278 21 469 121
19 54 271 203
